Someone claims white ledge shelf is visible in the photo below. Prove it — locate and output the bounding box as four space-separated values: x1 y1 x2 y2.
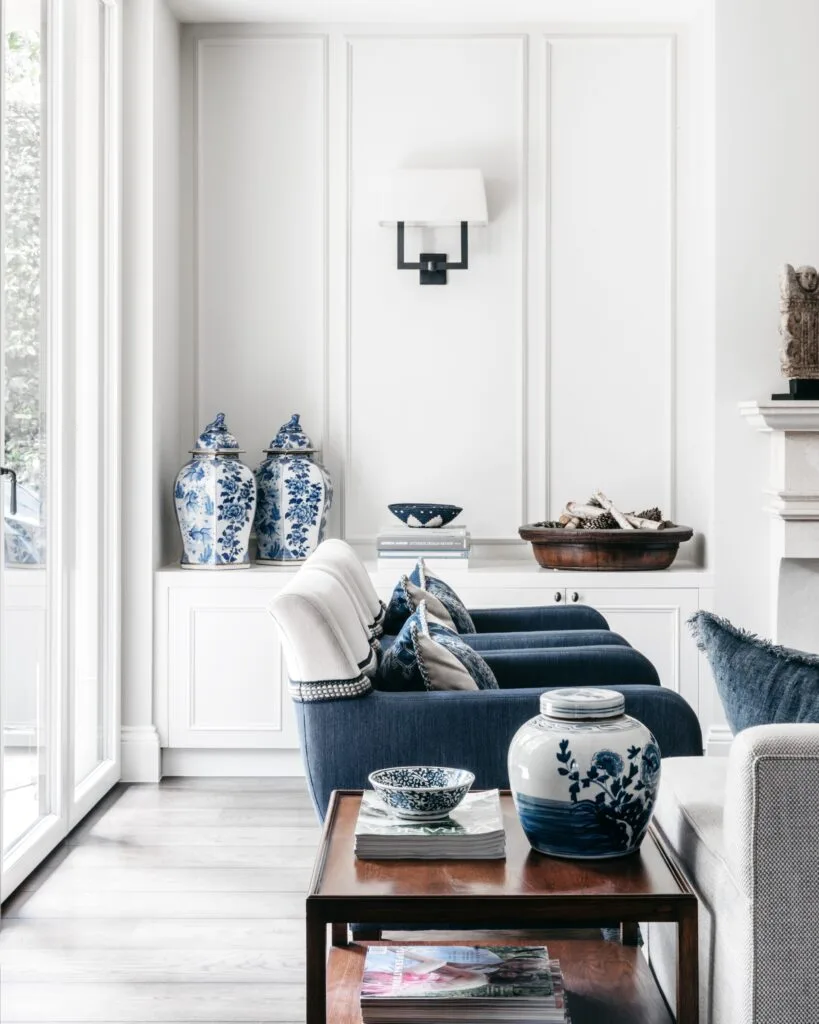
156 558 713 590
739 399 819 432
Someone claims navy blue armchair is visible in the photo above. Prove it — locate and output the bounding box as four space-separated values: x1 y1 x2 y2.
296 678 701 821
466 605 608 633
270 548 704 940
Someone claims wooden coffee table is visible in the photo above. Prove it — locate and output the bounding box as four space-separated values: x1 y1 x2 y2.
306 791 698 1024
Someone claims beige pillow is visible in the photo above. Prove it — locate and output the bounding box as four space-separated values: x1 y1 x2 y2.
403 578 456 630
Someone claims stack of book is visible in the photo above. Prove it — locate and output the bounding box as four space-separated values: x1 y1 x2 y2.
360 945 570 1023
354 790 505 860
376 525 470 572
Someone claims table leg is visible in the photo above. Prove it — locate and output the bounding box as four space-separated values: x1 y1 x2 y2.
306 912 326 1024
620 921 640 945
331 922 348 947
676 905 699 1024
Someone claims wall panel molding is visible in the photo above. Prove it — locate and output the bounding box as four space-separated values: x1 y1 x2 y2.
181 23 705 553
192 34 330 458
343 33 529 543
545 32 677 520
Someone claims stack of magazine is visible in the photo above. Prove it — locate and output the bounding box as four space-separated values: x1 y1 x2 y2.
355 790 505 860
360 945 570 1023
376 525 470 572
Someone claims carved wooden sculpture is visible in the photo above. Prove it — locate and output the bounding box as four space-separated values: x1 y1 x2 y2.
780 264 819 381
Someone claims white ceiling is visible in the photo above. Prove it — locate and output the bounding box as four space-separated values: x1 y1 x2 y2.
166 0 710 25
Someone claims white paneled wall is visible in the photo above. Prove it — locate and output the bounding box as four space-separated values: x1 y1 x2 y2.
348 36 526 541
181 23 712 551
195 37 328 461
548 36 674 515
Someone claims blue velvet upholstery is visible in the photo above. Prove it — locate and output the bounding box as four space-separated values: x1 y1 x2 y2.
482 644 660 689
295 682 702 821
456 629 631 654
468 605 610 633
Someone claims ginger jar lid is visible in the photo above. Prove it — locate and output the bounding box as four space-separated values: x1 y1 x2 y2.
540 687 625 720
264 413 317 454
190 413 244 454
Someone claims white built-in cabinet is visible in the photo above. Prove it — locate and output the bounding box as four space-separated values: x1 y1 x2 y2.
154 561 716 776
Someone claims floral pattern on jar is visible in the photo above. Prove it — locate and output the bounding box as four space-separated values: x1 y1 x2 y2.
174 413 256 569
508 687 661 859
255 414 332 563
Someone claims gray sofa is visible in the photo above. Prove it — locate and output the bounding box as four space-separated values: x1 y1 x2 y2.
646 724 819 1024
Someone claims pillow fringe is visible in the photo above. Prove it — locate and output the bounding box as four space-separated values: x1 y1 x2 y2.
688 610 819 667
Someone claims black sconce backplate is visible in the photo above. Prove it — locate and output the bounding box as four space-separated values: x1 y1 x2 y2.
419 254 447 286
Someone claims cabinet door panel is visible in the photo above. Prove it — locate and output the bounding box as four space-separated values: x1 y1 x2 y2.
571 589 699 711
168 589 297 749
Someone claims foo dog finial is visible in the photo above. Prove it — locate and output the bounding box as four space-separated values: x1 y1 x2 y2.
776 264 819 399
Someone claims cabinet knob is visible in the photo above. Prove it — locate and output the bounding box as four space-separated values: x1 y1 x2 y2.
553 591 562 603
570 591 579 603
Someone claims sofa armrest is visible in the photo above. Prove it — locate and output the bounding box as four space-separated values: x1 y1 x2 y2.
295 684 701 820
722 724 819 1022
468 605 610 633
463 629 630 653
481 644 660 690
725 724 819 895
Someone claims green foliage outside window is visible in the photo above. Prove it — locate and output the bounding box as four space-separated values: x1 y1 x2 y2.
4 30 42 499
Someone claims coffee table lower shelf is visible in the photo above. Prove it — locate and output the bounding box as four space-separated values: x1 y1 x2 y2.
325 939 674 1024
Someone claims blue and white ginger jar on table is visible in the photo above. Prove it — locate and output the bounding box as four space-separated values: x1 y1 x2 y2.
174 413 257 569
254 414 333 563
508 687 661 859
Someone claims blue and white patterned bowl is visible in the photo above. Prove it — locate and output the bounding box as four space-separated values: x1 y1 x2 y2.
388 503 463 529
368 766 475 820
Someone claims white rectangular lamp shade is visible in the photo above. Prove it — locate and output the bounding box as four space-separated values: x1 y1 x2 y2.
377 169 488 227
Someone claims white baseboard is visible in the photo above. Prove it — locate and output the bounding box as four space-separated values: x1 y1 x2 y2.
121 725 162 782
161 747 304 777
705 725 733 757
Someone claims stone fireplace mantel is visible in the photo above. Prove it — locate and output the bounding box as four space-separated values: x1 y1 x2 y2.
740 400 819 651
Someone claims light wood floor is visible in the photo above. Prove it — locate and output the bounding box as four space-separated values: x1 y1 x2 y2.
0 777 319 1023
0 779 588 1023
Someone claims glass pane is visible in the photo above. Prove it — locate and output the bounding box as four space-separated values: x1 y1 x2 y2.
73 0 106 789
2 0 48 851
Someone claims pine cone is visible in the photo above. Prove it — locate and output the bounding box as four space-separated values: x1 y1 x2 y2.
534 520 564 528
582 512 618 529
636 507 663 522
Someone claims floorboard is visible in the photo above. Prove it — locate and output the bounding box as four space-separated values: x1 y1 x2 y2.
0 779 316 1023
0 778 603 1024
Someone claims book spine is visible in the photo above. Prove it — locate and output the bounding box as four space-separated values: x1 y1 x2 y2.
377 541 469 550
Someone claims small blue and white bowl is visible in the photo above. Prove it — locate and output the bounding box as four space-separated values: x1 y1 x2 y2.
368 766 475 820
388 503 463 529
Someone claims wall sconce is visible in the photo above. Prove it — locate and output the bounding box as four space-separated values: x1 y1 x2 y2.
378 169 488 285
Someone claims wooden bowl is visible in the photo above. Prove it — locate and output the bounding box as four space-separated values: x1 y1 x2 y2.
518 524 694 571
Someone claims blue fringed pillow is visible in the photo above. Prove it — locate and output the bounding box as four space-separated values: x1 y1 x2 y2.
382 560 475 635
689 610 819 733
414 560 475 633
377 602 498 693
382 574 456 635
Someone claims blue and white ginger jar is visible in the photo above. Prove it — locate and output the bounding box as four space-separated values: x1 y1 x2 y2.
174 413 257 569
254 414 333 563
508 687 661 859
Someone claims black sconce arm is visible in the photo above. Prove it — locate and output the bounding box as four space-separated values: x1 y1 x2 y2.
396 221 469 285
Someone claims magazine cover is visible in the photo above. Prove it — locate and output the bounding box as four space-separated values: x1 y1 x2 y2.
356 790 502 838
360 946 555 999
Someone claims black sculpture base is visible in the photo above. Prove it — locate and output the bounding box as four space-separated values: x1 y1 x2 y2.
772 379 819 400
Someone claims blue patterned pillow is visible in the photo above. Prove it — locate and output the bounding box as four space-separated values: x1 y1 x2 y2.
382 574 456 635
412 560 475 633
689 610 819 733
377 602 498 693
